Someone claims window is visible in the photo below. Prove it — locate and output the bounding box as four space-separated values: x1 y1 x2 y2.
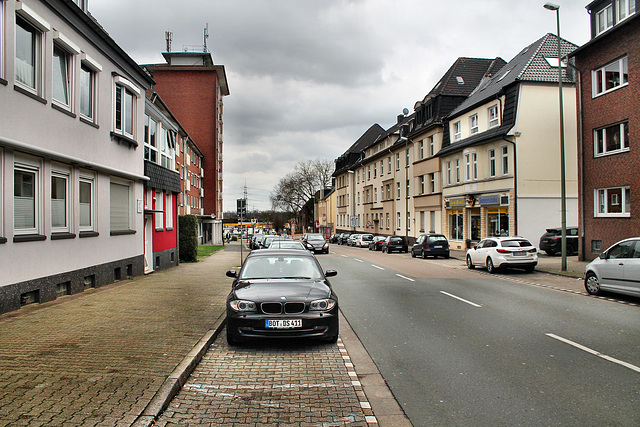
406 179 410 197
406 149 410 167
373 163 377 178
595 3 613 35
595 186 630 217
14 157 41 235
616 0 636 21
397 182 401 199
386 213 390 229
388 157 392 173
469 114 479 134
472 152 478 180
161 128 175 169
79 174 94 231
113 77 140 139
15 17 41 92
594 122 629 156
429 173 436 193
419 141 424 159
396 153 400 170
453 121 461 141
420 211 425 232
593 56 628 96
429 136 435 157
367 165 371 180
446 161 452 185
110 180 131 232
79 55 101 121
449 210 463 240
386 184 391 200
380 160 384 175
464 153 471 181
51 169 70 232
488 105 499 127
397 212 401 230
488 149 496 177
155 190 164 231
52 36 79 109
374 188 378 203
455 158 460 183
144 116 158 162
501 146 509 175
420 175 425 194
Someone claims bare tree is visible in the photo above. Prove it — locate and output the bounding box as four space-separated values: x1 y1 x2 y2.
270 159 333 214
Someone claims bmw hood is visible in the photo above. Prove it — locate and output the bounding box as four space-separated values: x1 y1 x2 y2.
232 279 332 302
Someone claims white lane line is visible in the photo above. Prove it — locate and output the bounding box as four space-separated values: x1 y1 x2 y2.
439 291 482 308
396 274 415 282
371 265 385 270
354 259 363 263
546 333 640 374
341 255 349 258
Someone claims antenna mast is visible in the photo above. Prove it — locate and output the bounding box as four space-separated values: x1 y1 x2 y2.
203 23 209 52
165 31 173 52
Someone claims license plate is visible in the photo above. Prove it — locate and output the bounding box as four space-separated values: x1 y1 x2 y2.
434 246 442 249
265 319 302 329
513 251 526 256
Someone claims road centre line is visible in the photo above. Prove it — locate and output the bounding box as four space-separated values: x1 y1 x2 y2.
439 291 482 308
396 274 415 282
354 259 363 263
546 333 640 374
371 265 385 270
341 255 349 258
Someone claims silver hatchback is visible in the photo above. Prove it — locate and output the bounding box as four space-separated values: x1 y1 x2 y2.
584 237 640 297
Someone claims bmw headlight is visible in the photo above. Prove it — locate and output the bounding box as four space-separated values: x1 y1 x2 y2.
229 300 257 312
310 299 336 311
306 243 314 249
323 243 329 248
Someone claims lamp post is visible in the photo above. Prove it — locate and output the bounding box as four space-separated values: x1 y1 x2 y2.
544 2 567 272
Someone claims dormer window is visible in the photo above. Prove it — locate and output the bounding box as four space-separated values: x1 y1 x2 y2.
616 0 636 21
596 4 614 35
453 121 462 141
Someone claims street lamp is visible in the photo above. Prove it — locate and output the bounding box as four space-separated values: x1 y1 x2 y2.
544 2 567 271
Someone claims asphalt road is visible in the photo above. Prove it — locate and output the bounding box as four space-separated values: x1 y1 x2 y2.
321 245 640 426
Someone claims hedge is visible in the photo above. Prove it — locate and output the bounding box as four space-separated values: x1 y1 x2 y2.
179 215 198 262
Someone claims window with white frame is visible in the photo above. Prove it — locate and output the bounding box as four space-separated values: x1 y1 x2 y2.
79 173 94 231
455 158 461 183
464 153 471 181
155 190 164 231
469 114 479 134
386 213 390 229
595 3 613 35
397 212 401 230
51 167 70 233
373 163 377 178
419 140 424 159
446 161 452 185
113 77 140 139
406 149 410 167
161 128 175 170
367 165 371 180
488 148 496 177
79 55 100 121
592 56 628 96
110 180 131 232
429 136 435 157
386 184 391 200
396 182 401 199
380 160 384 175
472 152 478 180
144 115 158 162
15 16 43 93
501 146 509 175
52 44 72 108
595 186 630 217
488 105 499 127
396 153 400 170
374 187 378 203
388 156 392 173
429 173 436 193
453 121 462 141
420 175 425 194
406 179 410 197
14 156 41 235
616 0 636 21
594 121 629 156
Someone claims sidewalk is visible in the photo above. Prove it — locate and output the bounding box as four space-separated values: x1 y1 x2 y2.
449 249 589 279
0 243 243 426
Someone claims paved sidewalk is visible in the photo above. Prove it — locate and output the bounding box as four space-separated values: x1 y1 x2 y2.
0 244 242 426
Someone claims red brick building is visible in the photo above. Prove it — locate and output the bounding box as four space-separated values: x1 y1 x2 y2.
570 1 639 260
145 51 229 221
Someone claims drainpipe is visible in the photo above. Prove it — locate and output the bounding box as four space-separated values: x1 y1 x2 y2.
503 137 517 236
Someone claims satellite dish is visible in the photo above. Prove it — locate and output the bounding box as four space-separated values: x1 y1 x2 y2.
402 108 409 116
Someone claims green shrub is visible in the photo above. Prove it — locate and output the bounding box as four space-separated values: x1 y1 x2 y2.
179 215 198 262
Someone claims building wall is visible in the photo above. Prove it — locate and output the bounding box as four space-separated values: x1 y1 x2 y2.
150 69 221 217
0 0 150 314
574 17 640 259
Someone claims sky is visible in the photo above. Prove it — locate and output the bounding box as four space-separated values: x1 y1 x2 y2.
89 0 591 212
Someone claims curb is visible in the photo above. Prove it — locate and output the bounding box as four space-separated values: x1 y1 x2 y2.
132 312 227 427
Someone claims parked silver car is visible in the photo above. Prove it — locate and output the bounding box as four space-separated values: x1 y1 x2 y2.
584 237 640 297
466 236 537 273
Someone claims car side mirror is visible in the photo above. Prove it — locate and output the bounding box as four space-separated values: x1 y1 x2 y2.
226 270 238 278
325 270 338 277
473 246 477 250
600 251 608 260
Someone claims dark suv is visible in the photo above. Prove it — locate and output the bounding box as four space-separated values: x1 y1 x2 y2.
539 227 579 255
382 236 408 253
411 234 450 259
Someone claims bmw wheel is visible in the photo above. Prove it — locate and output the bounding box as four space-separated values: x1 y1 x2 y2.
585 272 601 295
466 255 475 269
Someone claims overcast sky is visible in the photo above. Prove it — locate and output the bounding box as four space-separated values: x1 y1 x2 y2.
89 0 590 212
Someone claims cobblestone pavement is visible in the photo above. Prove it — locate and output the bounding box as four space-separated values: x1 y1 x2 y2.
0 245 241 426
155 332 371 426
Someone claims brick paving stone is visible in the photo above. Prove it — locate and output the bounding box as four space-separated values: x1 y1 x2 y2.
156 330 369 426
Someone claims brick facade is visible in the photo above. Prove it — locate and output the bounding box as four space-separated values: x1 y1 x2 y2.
573 15 640 260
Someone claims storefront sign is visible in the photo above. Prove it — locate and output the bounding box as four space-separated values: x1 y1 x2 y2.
448 197 466 208
478 195 500 205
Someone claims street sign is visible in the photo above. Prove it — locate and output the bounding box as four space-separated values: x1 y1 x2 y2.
236 198 246 217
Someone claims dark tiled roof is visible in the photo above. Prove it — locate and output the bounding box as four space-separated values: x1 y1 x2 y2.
333 124 386 176
145 161 181 193
450 33 578 117
423 57 507 100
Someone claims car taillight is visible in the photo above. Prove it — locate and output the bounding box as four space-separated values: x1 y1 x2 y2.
551 237 560 241
496 248 510 253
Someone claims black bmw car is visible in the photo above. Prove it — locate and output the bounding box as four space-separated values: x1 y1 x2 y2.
225 249 339 345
